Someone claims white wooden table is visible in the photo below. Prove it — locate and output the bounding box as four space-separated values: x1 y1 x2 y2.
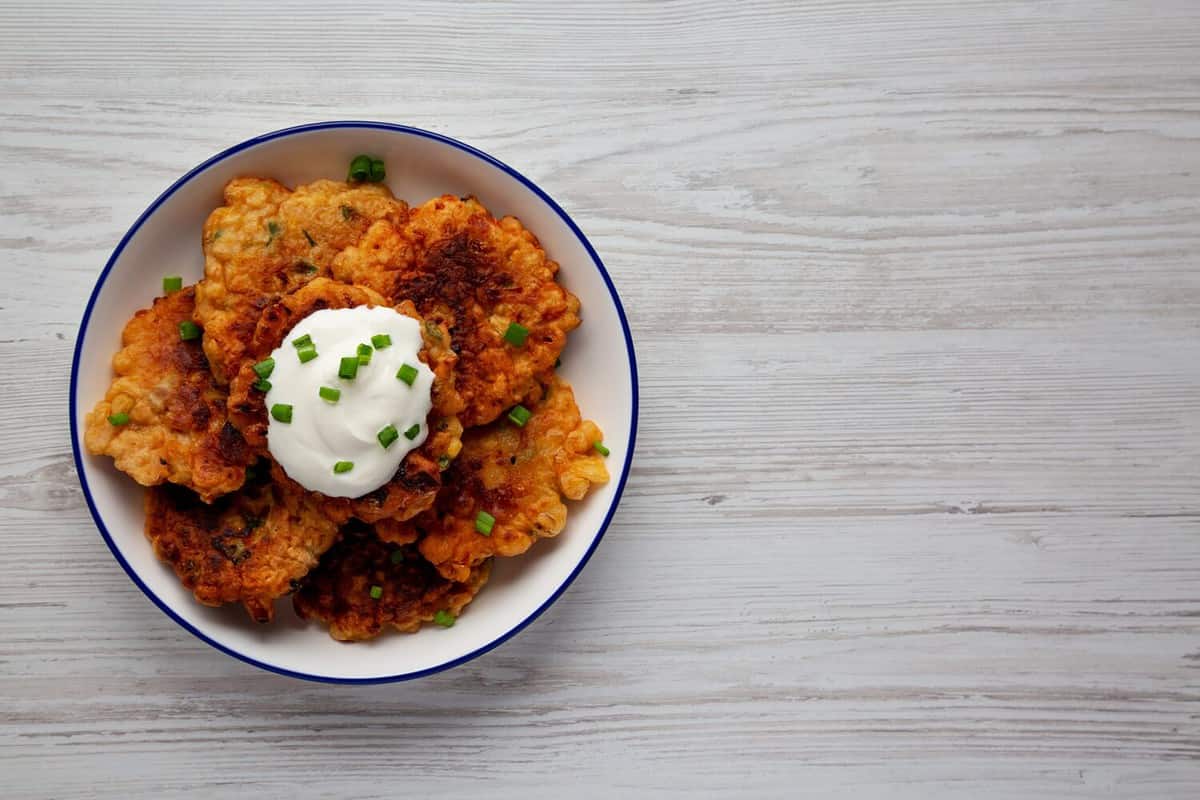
3 2 1199 797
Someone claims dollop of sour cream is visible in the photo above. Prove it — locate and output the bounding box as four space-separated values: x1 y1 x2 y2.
264 306 434 498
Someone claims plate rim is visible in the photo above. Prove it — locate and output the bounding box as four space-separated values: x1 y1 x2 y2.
68 120 639 684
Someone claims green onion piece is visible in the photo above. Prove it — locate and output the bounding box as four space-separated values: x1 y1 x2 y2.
253 378 272 392
403 423 420 441
340 204 355 221
396 363 419 386
252 357 275 379
297 345 318 363
266 220 281 246
369 158 386 182
371 333 391 349
390 549 405 565
318 386 340 403
270 403 293 423
348 154 373 182
507 405 532 427
292 333 312 349
338 356 359 380
503 321 529 346
594 441 610 457
437 455 451 470
178 321 201 341
333 460 354 474
433 610 456 628
368 584 383 600
357 342 372 365
107 412 130 426
475 510 495 536
162 275 183 293
303 229 317 247
377 424 399 449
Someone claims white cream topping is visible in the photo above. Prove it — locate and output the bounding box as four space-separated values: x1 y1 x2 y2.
264 306 434 498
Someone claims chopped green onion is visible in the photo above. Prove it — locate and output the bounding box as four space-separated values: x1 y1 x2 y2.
297 344 318 363
433 610 456 628
295 260 317 274
369 584 383 600
319 386 340 403
357 342 372 365
252 357 275 379
333 460 354 474
266 220 281 246
270 403 293 423
348 154 373 182
369 158 386 183
107 412 130 426
253 378 272 392
437 455 451 470
178 320 201 341
503 321 529 347
594 441 610 457
371 333 391 349
507 405 532 427
377 424 399 449
390 549 405 565
338 356 359 380
340 204 355 221
162 275 183 293
403 423 420 441
303 229 317 247
396 363 418 386
292 333 312 349
475 510 495 536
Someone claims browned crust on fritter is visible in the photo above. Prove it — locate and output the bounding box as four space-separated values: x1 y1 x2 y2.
83 286 249 502
331 195 580 427
144 470 340 622
195 178 407 383
226 277 465 524
414 376 609 582
293 522 490 641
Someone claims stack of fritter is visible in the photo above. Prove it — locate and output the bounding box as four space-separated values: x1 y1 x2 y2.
85 175 609 640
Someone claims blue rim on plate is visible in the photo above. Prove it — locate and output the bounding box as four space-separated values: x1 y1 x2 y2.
68 121 639 684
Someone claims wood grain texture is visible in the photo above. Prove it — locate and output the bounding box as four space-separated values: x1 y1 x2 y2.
2 1 1199 797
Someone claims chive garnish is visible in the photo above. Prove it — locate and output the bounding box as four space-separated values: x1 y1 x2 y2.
297 345 318 363
253 379 272 392
292 333 312 349
270 403 293 423
252 358 275 379
348 155 372 182
507 405 531 427
162 275 183 293
369 584 383 600
265 220 281 246
377 424 399 449
107 412 130 426
338 356 359 380
319 386 340 403
178 320 201 341
357 342 372 365
475 510 495 536
433 610 456 628
396 363 418 386
369 159 386 182
303 229 316 247
333 460 354 474
371 333 391 349
594 441 610 457
503 321 529 346
390 550 405 565
403 423 420 441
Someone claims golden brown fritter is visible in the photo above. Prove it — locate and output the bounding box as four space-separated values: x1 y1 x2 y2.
294 522 490 641
84 286 250 502
144 469 341 622
410 376 609 582
226 277 465 524
195 177 406 383
332 195 580 427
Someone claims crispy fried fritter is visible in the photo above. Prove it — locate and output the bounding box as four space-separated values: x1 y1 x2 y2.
293 522 490 641
84 286 249 502
195 178 406 383
332 195 580 427
409 376 609 582
226 277 464 523
144 470 340 622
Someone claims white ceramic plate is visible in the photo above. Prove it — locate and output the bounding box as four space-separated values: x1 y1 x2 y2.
69 122 638 683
